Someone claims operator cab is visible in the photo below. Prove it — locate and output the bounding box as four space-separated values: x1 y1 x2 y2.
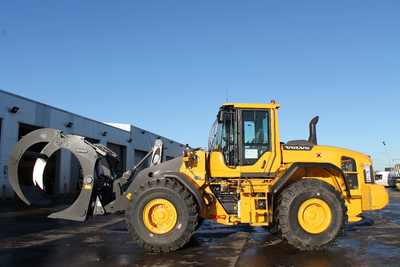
208 103 281 178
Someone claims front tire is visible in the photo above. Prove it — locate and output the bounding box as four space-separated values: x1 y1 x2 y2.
125 178 198 252
276 179 348 250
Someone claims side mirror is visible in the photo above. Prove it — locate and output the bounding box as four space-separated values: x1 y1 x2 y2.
217 110 224 124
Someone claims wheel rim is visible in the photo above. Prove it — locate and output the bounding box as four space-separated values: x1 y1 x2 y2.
143 199 177 234
298 198 332 234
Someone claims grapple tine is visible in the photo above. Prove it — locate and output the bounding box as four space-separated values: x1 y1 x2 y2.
8 128 62 205
20 185 51 205
46 134 99 221
8 128 99 221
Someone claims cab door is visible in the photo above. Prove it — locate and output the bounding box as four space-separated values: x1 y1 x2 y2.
208 108 241 178
239 109 277 177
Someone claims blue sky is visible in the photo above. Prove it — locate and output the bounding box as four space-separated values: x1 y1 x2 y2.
1 1 399 171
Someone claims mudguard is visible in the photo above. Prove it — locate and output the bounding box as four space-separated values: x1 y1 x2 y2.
8 128 99 221
272 162 350 197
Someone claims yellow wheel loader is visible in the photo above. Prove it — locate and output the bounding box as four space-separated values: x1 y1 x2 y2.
8 102 388 252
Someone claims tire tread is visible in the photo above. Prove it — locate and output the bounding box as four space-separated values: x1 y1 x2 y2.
125 178 198 252
276 179 348 251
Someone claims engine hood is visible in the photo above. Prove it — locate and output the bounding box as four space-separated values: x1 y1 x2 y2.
282 144 373 168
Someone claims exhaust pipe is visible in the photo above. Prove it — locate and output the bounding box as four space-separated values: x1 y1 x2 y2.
308 116 319 145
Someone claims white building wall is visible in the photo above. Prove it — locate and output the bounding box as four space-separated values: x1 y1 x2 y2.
1 93 23 198
0 89 185 199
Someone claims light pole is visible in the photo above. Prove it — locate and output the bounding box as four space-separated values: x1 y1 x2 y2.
383 141 392 169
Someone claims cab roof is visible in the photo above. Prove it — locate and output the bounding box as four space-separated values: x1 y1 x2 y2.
221 102 282 109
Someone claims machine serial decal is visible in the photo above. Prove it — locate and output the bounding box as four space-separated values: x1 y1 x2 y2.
283 145 313 151
364 163 372 183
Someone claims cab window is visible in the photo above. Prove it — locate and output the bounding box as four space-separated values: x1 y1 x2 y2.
221 112 237 166
208 110 237 167
242 110 270 165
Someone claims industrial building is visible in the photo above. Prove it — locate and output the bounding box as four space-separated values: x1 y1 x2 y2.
0 89 184 199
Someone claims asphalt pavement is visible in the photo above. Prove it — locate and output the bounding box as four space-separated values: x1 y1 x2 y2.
1 188 399 267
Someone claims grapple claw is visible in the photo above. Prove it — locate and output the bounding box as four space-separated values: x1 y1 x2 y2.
8 128 64 205
8 127 163 223
8 128 99 221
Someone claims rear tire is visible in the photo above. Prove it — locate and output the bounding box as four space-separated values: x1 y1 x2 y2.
125 178 198 252
276 179 348 250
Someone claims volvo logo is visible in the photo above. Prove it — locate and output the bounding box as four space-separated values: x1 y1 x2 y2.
283 145 313 151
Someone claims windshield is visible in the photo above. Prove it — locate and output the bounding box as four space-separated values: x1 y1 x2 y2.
208 111 236 166
208 119 219 151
